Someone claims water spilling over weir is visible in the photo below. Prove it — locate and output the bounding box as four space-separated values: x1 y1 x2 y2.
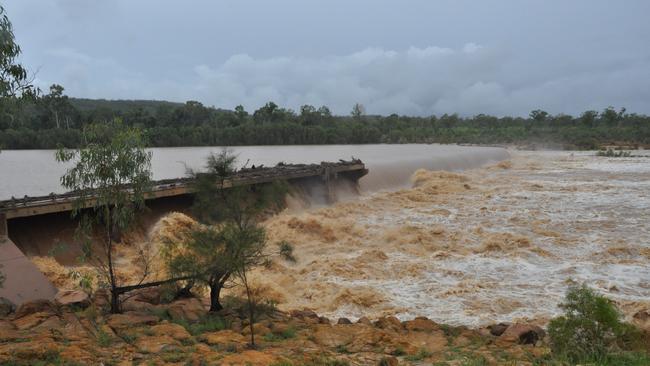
0 145 540 324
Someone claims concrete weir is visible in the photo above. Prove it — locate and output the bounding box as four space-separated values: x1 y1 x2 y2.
0 160 368 305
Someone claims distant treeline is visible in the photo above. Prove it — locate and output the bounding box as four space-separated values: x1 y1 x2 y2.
1 84 649 150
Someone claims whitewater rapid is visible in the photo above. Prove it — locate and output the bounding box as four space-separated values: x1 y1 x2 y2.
254 151 650 326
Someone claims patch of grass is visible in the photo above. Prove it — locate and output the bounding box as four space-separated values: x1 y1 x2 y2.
180 337 196 346
120 332 138 345
161 351 188 363
460 354 489 366
597 148 631 157
173 314 227 336
97 329 113 347
264 326 297 342
532 352 650 366
270 362 294 366
149 307 172 321
404 348 433 361
440 324 461 345
391 346 406 356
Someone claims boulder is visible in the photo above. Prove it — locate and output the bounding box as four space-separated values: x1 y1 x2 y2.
374 316 403 332
0 297 15 317
499 323 545 345
311 325 355 347
14 299 56 319
633 309 650 332
488 322 510 336
357 316 372 326
403 317 438 332
337 317 352 325
289 309 319 323
12 312 53 330
167 297 206 322
55 290 90 308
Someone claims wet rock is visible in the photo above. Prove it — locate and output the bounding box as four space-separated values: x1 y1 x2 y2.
403 317 438 332
14 299 56 319
632 309 650 331
107 312 159 329
55 290 90 308
0 297 15 317
357 316 372 326
499 323 545 345
318 316 331 324
167 297 206 322
488 322 510 336
337 317 352 325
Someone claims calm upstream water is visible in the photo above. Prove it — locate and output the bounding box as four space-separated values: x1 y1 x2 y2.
0 144 509 200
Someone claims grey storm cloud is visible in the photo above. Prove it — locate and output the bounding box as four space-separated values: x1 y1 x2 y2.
4 0 650 116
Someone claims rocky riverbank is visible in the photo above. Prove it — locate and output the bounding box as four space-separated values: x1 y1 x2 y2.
0 289 557 365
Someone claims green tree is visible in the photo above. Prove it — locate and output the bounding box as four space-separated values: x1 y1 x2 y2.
56 120 153 313
234 104 248 123
351 103 365 120
548 284 642 363
164 149 287 313
529 109 549 122
0 5 34 98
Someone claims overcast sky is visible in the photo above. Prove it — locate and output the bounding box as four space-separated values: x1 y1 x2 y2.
4 0 650 116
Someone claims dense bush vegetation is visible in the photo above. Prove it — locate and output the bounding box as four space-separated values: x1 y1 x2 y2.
1 88 649 149
545 285 647 365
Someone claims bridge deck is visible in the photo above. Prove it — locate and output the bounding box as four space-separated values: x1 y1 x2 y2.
0 160 367 220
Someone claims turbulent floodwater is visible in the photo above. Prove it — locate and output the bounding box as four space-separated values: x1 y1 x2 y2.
28 148 650 328
244 150 650 327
